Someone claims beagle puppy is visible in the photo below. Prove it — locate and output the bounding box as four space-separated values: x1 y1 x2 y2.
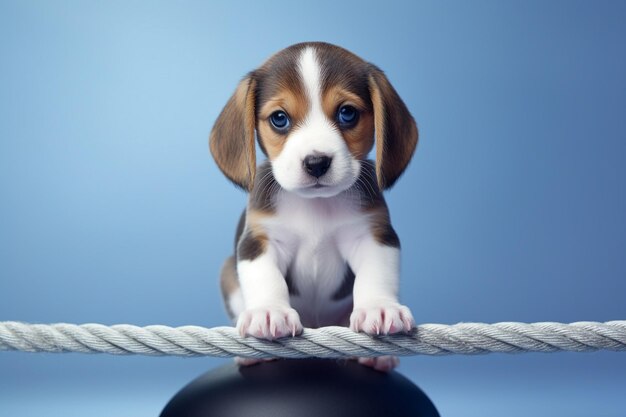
211 42 418 371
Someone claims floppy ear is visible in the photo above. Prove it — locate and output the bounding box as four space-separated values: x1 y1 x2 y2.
209 75 257 191
368 67 418 190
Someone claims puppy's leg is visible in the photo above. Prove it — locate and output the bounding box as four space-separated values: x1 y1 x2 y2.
343 237 414 335
220 255 281 366
340 235 415 372
236 237 302 340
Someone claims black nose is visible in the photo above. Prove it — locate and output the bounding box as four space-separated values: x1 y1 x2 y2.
303 155 332 178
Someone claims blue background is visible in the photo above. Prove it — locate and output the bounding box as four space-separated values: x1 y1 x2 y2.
1 1 625 415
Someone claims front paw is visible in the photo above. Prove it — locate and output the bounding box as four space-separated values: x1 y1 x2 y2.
350 303 414 335
236 306 303 340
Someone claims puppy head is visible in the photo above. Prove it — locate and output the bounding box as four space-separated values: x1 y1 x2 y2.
210 42 418 196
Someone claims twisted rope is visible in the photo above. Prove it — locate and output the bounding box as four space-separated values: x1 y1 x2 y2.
1 321 625 358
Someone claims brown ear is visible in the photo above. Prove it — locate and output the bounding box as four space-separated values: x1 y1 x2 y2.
368 67 418 190
209 75 257 191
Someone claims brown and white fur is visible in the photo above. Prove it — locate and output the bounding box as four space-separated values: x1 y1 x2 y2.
210 42 418 371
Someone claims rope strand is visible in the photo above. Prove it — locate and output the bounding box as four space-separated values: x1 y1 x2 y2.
1 321 625 358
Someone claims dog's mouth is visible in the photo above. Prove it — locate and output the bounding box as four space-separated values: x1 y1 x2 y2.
301 181 328 189
275 162 361 199
291 181 340 198
292 176 361 199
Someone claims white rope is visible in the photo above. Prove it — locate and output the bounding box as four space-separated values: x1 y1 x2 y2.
1 321 625 358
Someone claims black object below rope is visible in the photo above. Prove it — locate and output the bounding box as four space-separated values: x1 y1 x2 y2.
160 359 439 417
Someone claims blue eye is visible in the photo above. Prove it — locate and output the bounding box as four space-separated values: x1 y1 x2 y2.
270 111 290 132
337 105 359 128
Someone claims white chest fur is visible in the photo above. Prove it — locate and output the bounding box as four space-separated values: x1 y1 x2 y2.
260 192 368 327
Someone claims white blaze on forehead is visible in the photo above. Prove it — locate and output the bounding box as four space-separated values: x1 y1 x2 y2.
298 47 324 118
